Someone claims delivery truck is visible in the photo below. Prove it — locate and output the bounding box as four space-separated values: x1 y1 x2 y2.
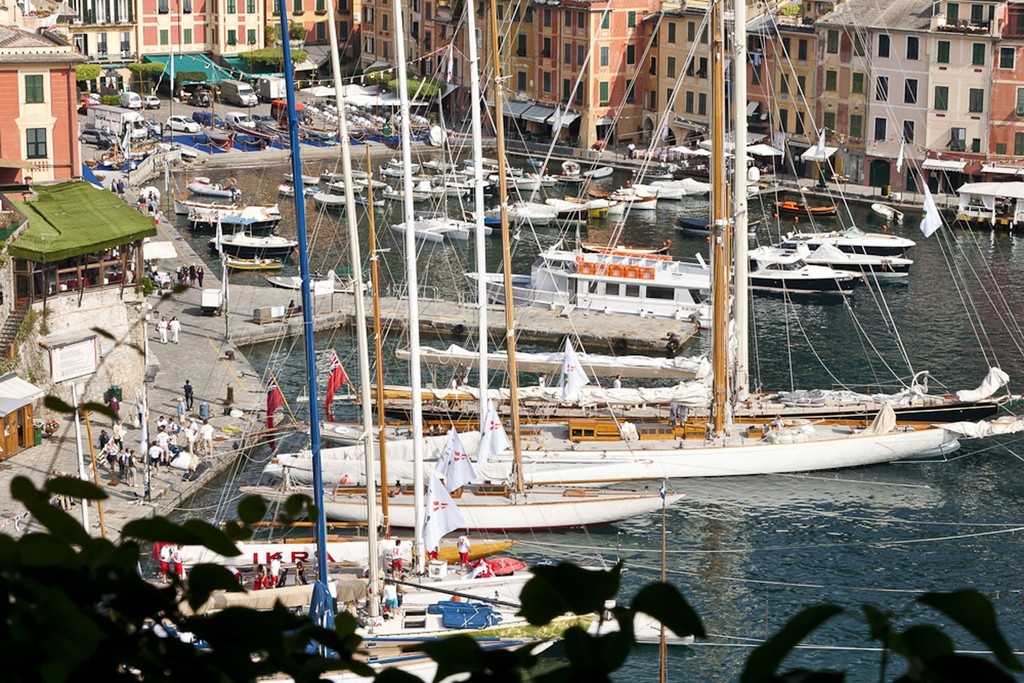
256 76 287 102
219 79 258 107
85 105 149 141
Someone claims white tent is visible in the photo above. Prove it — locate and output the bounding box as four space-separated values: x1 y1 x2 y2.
747 144 784 157
800 145 838 162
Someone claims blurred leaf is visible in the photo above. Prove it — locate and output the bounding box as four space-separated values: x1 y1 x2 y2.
375 669 428 683
519 563 621 625
43 395 74 414
740 604 844 683
46 476 107 501
631 581 706 639
237 495 268 525
895 624 954 661
180 519 242 556
918 591 1022 671
90 326 116 339
418 634 489 680
913 654 1018 683
862 604 892 642
560 624 628 680
776 671 843 682
281 493 315 525
11 476 91 546
183 564 246 610
81 402 118 422
18 532 78 567
122 517 239 556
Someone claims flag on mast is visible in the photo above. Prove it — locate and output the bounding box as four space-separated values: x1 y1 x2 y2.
266 374 286 448
919 185 943 238
423 469 467 554
816 128 827 160
437 427 476 492
323 350 350 421
896 139 906 173
558 338 590 401
446 44 454 83
476 401 510 464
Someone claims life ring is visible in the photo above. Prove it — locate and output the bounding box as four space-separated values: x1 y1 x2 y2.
580 262 596 275
640 267 655 280
608 264 624 278
624 266 640 279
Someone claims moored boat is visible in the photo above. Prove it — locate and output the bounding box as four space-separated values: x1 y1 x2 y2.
775 200 838 217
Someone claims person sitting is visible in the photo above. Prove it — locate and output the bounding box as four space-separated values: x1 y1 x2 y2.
771 415 785 430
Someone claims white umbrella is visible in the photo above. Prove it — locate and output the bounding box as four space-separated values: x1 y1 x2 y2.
670 146 711 157
747 143 784 157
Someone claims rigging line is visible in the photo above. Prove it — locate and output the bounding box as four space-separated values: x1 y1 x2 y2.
932 219 993 368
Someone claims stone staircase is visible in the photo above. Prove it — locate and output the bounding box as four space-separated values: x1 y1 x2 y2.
0 303 30 359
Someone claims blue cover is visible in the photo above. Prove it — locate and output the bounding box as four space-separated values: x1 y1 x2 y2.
441 610 502 630
427 600 495 615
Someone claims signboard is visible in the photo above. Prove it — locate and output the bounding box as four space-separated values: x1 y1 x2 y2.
47 337 98 383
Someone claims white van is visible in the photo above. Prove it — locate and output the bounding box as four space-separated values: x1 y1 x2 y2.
219 80 258 107
119 91 143 110
224 112 255 128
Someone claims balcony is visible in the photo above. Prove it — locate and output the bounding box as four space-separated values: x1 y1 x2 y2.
933 16 993 34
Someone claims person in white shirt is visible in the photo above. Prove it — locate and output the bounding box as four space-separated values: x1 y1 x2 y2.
157 316 168 344
200 421 214 456
168 316 181 344
538 374 546 389
148 442 163 473
612 375 622 389
155 428 170 465
456 532 471 570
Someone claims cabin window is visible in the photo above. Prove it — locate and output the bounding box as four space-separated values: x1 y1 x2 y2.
851 72 864 94
26 128 46 159
937 40 950 63
903 120 915 142
1016 88 1024 115
934 85 949 111
968 88 984 113
24 75 43 103
877 34 890 58
972 43 986 65
904 79 917 104
826 30 838 54
1015 132 1024 155
646 286 674 300
624 285 641 298
1000 46 1015 69
589 281 603 295
873 117 887 141
825 70 837 91
875 76 889 101
906 36 919 60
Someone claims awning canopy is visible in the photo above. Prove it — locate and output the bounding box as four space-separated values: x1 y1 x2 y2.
698 130 765 150
144 53 234 84
552 109 581 127
303 45 334 67
8 181 157 263
957 181 1024 200
800 144 838 162
746 101 760 116
0 374 43 417
301 85 335 98
747 143 784 157
143 240 177 260
596 115 615 126
981 164 1022 175
521 105 557 123
293 58 318 72
502 100 535 118
671 146 711 156
922 158 966 172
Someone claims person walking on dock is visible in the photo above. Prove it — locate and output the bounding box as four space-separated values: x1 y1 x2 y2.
169 316 180 344
200 420 214 456
183 380 194 411
188 265 197 287
457 531 471 571
196 266 205 288
157 316 168 344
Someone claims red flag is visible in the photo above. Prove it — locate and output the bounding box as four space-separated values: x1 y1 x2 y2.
324 351 349 421
266 375 285 449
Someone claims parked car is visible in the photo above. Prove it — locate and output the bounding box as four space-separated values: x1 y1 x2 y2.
251 114 277 129
187 90 212 107
78 92 101 115
224 112 256 128
142 118 163 138
143 95 160 109
79 128 116 149
191 111 227 128
165 115 201 134
119 91 143 110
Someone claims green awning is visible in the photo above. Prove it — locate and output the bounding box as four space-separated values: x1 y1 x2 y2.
220 54 282 79
7 181 157 264
144 53 234 84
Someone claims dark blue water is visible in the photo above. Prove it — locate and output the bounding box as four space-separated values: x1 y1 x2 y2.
172 164 1024 681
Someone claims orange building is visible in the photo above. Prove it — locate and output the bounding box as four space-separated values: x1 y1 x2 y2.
0 27 83 184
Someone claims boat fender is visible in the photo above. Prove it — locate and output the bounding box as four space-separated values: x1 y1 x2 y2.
615 338 629 352
453 323 467 336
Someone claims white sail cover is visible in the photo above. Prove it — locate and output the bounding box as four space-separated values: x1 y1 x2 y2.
386 382 712 410
477 402 511 464
861 403 897 435
559 339 591 401
940 415 1024 438
955 367 1010 402
398 344 708 380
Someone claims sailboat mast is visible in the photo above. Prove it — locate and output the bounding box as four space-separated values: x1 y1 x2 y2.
275 1 329 585
325 0 379 613
488 0 524 493
365 145 390 532
465 0 489 434
710 0 729 436
732 0 750 401
392 0 427 570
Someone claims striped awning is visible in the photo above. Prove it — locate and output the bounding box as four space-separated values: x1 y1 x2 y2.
922 158 966 172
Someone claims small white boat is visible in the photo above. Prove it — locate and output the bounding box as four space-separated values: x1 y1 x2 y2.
266 271 361 294
210 233 298 259
187 176 241 200
312 191 350 209
173 197 237 215
800 243 913 279
278 184 318 198
748 245 861 294
650 177 711 195
487 201 559 226
380 159 420 177
633 183 683 200
870 202 905 224
381 183 437 203
582 165 615 179
284 172 320 185
321 168 370 183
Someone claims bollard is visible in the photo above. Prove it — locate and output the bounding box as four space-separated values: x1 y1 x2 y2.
226 385 234 405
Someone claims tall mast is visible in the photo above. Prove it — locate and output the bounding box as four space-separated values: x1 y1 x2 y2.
488 0 524 493
275 0 329 586
365 145 390 532
732 0 750 402
392 0 427 570
325 0 378 612
465 0 489 434
710 0 729 437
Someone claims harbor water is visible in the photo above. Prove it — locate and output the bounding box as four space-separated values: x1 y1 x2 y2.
170 161 1024 680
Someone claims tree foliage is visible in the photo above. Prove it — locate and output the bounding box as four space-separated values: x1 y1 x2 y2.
1 473 1021 682
75 63 101 82
364 68 445 100
238 47 309 68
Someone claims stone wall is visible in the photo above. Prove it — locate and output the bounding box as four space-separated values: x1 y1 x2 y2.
18 287 146 418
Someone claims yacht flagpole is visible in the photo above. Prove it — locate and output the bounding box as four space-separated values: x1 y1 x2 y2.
275 0 329 587
392 0 427 572
325 0 379 613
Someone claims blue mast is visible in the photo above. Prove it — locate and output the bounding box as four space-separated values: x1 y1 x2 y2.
276 2 329 588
